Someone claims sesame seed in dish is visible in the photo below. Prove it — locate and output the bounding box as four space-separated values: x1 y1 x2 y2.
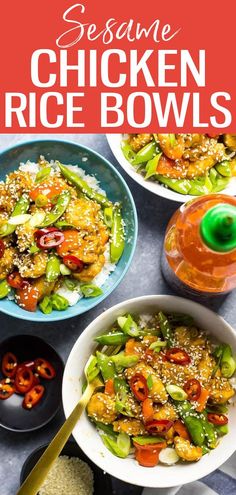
39 456 94 495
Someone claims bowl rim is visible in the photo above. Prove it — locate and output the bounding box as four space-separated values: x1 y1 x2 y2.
62 294 236 487
106 133 236 203
0 138 138 322
0 334 64 432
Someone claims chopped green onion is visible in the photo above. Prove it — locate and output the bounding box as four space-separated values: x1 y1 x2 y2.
8 214 31 225
64 278 78 291
0 279 11 299
60 264 71 276
117 314 140 337
35 194 49 207
80 284 103 298
147 375 153 390
29 211 46 227
35 166 51 184
51 294 69 311
166 384 188 401
39 296 53 315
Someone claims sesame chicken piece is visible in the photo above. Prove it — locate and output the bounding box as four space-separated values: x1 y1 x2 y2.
153 403 178 422
16 251 48 278
197 351 215 385
125 361 168 404
174 437 202 461
113 418 146 436
16 223 36 252
0 184 14 213
160 361 192 387
74 254 105 283
209 377 235 404
174 326 205 347
87 392 117 424
0 247 16 280
31 276 56 301
129 134 153 152
5 171 33 200
65 198 101 232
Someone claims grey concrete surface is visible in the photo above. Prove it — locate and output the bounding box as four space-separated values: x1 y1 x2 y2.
0 134 235 495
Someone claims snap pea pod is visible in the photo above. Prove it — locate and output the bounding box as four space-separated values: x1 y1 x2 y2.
39 190 71 227
174 401 205 446
95 421 117 437
215 424 229 436
133 436 165 445
158 311 174 347
121 141 137 164
0 194 30 237
103 206 113 228
215 161 232 177
39 296 53 315
54 220 75 229
110 205 125 264
200 414 218 449
0 279 11 299
209 168 230 192
46 255 61 282
111 351 139 372
58 163 111 208
51 294 69 311
133 141 157 165
114 377 135 417
145 154 162 180
96 351 116 381
118 314 139 337
156 175 191 195
189 174 213 196
94 332 129 346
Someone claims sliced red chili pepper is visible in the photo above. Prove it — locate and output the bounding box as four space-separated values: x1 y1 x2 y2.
0 378 15 400
32 374 40 386
34 227 59 241
130 374 148 402
0 240 5 259
183 378 201 401
145 419 173 435
23 385 45 409
37 231 65 249
7 272 27 289
63 255 84 272
207 413 228 425
15 366 34 394
166 348 191 365
2 352 18 378
35 358 56 380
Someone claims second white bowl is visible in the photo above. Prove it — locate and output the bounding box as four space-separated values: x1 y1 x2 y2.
62 295 236 488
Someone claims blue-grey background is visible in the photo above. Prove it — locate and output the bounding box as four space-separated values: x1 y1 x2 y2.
0 134 235 495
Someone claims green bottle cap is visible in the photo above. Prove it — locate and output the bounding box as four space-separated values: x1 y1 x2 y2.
200 204 236 252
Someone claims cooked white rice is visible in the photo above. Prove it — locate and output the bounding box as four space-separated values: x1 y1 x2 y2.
39 455 93 495
18 160 117 306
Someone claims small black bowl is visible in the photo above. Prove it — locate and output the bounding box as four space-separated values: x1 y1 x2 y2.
20 441 113 494
0 335 64 432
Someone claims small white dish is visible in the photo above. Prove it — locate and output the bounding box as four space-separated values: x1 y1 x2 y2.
62 295 236 488
107 134 236 203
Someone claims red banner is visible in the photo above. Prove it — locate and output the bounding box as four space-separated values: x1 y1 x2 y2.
0 0 235 132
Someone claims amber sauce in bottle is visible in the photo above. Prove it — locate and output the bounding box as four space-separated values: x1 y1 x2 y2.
162 195 236 297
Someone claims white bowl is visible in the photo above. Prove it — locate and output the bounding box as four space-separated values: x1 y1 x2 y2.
107 134 236 203
62 295 236 488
